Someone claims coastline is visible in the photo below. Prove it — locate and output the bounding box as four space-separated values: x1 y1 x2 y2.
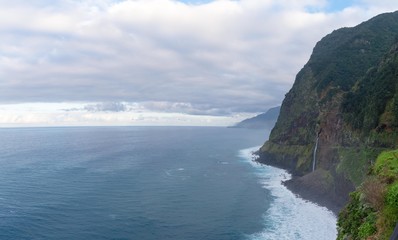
282 176 342 215
242 146 337 239
253 150 342 216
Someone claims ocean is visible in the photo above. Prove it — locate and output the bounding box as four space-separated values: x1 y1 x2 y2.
0 127 336 240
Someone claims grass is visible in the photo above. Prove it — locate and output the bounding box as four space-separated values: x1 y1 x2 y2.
338 149 398 240
374 149 398 181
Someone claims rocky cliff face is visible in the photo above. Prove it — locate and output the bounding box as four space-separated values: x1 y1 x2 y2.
257 11 398 212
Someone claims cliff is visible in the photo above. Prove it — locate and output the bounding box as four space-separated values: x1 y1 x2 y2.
232 106 280 129
257 11 398 214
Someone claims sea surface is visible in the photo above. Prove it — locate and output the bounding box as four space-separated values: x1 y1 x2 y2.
0 127 337 240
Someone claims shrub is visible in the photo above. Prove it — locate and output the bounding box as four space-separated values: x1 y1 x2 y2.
374 150 398 181
377 204 398 240
386 181 398 208
337 191 376 240
358 218 377 239
361 177 387 210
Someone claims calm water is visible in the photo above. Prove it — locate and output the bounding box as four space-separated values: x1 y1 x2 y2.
0 127 336 240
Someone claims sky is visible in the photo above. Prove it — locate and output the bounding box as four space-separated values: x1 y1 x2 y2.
1 0 398 127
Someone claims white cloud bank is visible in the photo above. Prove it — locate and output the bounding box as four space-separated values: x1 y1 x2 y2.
0 102 251 127
0 0 398 126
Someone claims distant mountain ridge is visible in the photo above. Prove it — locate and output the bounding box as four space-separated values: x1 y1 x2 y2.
232 106 280 129
256 11 398 239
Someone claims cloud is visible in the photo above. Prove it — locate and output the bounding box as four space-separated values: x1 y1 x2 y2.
0 0 398 116
64 101 237 116
0 102 245 127
139 101 233 116
83 102 127 112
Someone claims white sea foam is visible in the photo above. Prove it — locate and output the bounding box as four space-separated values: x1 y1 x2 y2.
239 146 337 240
164 168 190 180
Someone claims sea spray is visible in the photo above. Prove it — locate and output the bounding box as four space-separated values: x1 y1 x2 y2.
240 147 337 240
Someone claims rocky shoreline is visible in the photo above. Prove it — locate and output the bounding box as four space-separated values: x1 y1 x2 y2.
282 173 350 216
255 151 353 216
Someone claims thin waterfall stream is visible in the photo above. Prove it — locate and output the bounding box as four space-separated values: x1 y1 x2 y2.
312 135 319 172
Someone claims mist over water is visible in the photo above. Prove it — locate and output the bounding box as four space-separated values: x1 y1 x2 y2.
0 127 336 240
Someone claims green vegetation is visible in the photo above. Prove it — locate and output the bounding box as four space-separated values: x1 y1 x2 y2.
267 11 398 152
268 67 319 146
260 12 398 239
374 149 398 180
260 142 314 173
358 213 377 239
309 12 398 92
342 44 398 135
387 182 398 208
337 147 381 186
337 149 398 239
338 192 376 240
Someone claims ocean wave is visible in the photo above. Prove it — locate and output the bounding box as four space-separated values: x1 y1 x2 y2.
239 146 337 240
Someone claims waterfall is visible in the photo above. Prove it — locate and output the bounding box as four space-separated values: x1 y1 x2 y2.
312 136 319 172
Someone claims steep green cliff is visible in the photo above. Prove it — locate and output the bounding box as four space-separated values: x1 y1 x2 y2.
258 11 398 213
